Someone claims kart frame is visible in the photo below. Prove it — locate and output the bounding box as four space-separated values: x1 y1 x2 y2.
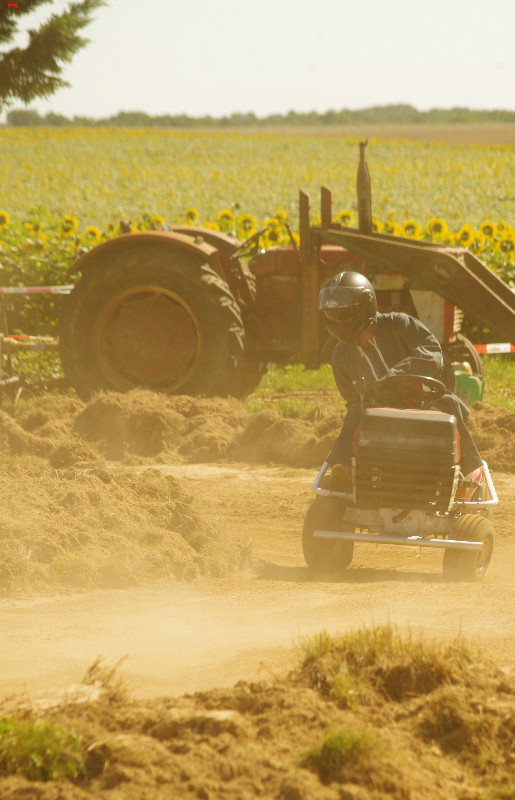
311 459 498 552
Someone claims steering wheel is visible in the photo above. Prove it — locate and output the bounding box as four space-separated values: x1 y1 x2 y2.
229 226 269 260
373 374 447 407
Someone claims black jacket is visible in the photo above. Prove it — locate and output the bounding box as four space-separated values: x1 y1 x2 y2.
328 312 481 473
331 312 444 408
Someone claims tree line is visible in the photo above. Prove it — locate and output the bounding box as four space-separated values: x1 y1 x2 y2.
5 104 515 128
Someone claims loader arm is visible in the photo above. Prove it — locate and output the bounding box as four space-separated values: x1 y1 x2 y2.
316 227 515 342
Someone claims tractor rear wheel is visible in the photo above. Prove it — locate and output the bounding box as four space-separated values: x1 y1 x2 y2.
60 245 246 398
302 497 354 572
442 514 493 582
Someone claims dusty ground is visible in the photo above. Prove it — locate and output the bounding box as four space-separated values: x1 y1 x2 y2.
0 391 513 798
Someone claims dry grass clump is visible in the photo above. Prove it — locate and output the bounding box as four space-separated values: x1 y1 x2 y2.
3 388 514 472
294 625 515 793
82 657 129 705
300 727 379 784
72 389 250 462
299 724 411 797
0 391 254 596
469 402 515 472
417 684 515 772
0 453 238 596
295 624 475 705
14 394 85 435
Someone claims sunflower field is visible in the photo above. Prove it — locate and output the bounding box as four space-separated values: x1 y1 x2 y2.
0 127 514 343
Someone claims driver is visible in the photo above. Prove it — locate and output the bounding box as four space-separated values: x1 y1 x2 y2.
320 270 483 495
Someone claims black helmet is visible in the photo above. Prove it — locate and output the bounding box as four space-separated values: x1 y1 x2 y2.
319 271 377 342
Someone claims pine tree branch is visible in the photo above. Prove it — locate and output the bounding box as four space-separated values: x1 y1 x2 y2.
0 0 105 106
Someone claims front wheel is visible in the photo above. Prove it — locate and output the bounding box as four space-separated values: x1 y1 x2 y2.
302 497 354 572
442 514 493 582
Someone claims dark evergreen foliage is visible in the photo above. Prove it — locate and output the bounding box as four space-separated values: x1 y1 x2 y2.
0 1 104 107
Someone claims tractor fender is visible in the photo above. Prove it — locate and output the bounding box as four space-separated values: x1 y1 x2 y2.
170 225 242 257
170 226 256 308
71 230 222 277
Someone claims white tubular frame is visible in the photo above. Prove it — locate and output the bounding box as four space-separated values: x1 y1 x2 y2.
310 460 498 550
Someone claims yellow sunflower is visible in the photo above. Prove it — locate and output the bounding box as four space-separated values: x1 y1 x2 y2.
401 219 423 238
264 227 280 246
0 211 10 229
185 208 199 224
59 214 78 237
385 221 403 236
218 208 235 231
237 213 257 236
479 220 497 239
335 210 355 226
82 226 101 242
425 217 449 239
472 230 487 253
495 230 515 258
456 224 475 247
203 220 221 232
371 218 384 233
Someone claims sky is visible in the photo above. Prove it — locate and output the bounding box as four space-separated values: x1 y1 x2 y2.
7 0 515 120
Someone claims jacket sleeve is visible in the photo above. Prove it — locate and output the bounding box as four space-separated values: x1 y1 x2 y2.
331 344 362 406
386 313 443 379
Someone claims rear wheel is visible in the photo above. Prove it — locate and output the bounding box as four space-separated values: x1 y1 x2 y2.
302 497 354 572
442 514 493 582
60 244 247 398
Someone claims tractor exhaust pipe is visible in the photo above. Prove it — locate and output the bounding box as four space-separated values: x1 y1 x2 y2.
357 140 373 234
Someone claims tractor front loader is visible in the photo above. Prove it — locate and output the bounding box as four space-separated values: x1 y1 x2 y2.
58 144 515 400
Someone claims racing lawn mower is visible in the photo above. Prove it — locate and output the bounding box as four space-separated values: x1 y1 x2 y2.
303 374 497 581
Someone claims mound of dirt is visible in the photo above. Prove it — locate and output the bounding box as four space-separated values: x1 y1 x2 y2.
0 390 511 596
0 454 239 597
0 627 512 799
9 389 515 472
469 401 515 472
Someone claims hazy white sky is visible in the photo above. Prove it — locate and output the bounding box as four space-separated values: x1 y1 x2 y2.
10 0 515 119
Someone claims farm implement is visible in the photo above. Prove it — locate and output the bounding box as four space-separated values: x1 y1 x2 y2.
54 143 514 402
0 144 513 401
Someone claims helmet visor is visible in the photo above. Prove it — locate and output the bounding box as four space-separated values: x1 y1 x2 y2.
318 285 362 310
323 304 361 323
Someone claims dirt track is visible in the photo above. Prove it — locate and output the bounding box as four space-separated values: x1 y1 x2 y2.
2 462 514 701
0 392 513 798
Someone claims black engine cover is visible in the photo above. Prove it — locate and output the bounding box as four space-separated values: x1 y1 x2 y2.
355 407 458 511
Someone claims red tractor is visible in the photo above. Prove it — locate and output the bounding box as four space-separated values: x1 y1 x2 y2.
59 144 515 400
